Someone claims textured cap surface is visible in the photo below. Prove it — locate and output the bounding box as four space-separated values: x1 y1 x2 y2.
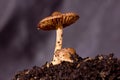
38 12 79 30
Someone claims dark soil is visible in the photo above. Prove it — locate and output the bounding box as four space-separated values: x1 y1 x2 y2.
13 54 120 80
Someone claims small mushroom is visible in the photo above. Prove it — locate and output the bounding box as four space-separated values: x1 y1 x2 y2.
51 48 80 65
38 11 79 65
38 12 79 52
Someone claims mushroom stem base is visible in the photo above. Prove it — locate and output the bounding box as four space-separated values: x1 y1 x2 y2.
52 48 79 65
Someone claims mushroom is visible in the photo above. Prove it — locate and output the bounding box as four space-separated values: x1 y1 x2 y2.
51 48 80 65
38 11 79 65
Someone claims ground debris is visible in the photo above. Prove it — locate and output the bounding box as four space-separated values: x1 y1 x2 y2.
13 54 120 80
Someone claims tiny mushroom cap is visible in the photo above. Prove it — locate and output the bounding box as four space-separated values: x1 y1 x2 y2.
51 48 79 65
38 12 79 30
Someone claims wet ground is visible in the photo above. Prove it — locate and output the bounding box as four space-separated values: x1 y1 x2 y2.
13 54 120 80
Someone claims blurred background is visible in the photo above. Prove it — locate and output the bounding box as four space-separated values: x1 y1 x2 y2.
0 0 120 80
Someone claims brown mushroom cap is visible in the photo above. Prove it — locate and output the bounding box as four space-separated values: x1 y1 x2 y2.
38 12 79 30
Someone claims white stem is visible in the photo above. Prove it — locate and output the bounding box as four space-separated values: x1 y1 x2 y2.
54 26 63 53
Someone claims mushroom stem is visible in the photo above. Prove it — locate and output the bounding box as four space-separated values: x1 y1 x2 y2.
54 25 63 53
